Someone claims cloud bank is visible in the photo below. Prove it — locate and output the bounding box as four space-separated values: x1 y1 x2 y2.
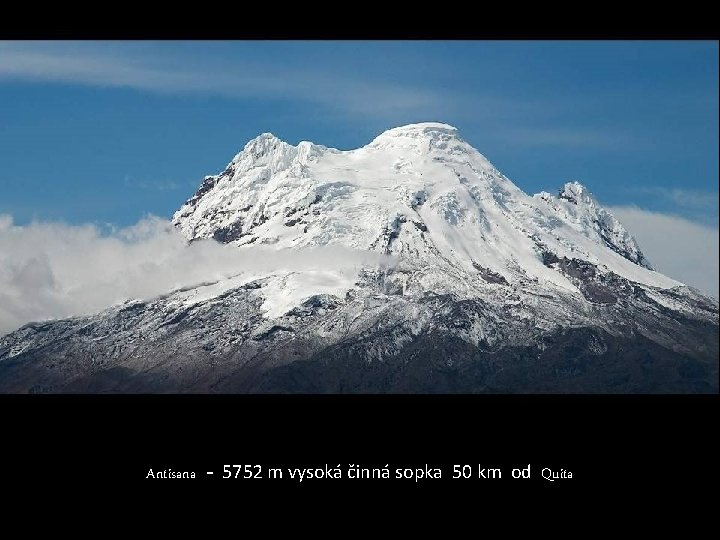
0 215 391 336
1 207 716 336
609 206 719 299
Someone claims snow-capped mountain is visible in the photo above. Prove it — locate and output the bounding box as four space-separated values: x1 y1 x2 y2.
1 123 717 393
174 123 658 288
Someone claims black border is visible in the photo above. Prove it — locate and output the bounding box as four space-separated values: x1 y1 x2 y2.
1 7 718 39
3 394 717 494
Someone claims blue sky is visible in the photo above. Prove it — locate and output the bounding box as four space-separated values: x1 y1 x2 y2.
0 40 717 227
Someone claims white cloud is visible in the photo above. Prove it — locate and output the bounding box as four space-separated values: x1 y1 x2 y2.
0 215 392 336
0 42 443 118
123 175 183 192
492 126 638 149
660 188 718 210
609 206 719 299
623 187 718 217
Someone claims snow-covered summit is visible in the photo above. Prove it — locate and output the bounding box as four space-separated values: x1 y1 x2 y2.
376 121 459 135
172 123 677 312
369 122 459 147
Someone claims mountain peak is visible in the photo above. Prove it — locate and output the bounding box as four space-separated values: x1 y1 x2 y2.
369 122 462 150
536 181 653 270
559 181 597 206
376 122 459 136
233 132 288 161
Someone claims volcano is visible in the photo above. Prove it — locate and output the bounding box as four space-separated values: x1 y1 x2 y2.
1 123 717 393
